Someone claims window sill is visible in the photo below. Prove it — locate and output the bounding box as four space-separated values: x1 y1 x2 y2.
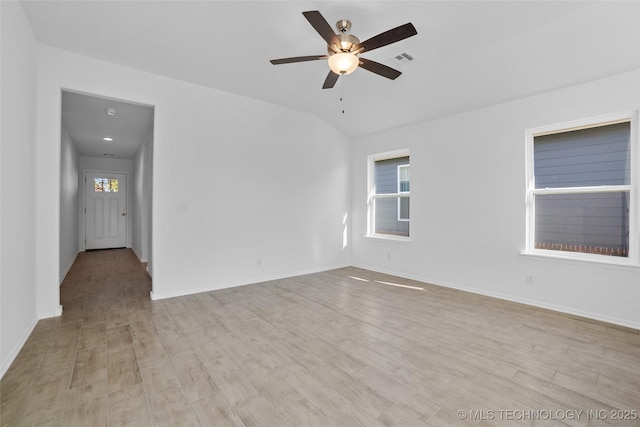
366 234 412 243
521 250 640 269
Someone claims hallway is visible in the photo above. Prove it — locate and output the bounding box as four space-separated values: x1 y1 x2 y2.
1 249 152 426
60 249 151 310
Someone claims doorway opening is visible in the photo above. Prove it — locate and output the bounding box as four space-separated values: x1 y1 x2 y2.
59 90 154 298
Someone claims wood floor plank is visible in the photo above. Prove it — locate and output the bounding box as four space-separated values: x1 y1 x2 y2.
233 395 295 427
39 339 79 372
169 354 218 403
70 345 107 388
107 348 142 394
65 379 107 409
108 382 152 427
377 402 434 427
106 325 135 353
63 390 108 427
190 393 247 427
146 386 200 427
106 305 129 330
130 324 166 363
78 321 106 351
84 304 107 325
201 355 262 406
15 375 70 423
138 356 180 396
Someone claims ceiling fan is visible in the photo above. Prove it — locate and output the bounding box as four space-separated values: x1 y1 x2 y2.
270 10 417 89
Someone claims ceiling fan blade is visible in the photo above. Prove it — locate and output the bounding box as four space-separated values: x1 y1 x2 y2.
358 58 402 80
354 23 417 53
270 55 327 65
322 71 340 89
303 11 341 50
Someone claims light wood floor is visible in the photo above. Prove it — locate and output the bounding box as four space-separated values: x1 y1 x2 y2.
1 249 639 426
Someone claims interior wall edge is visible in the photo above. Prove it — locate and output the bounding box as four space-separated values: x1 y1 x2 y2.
59 251 79 286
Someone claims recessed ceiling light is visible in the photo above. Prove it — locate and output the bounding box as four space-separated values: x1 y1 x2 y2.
103 137 113 141
106 108 117 116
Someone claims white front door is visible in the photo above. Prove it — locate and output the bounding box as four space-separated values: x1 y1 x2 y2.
85 172 127 250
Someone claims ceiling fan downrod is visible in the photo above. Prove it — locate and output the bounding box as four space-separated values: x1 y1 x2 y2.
333 19 359 53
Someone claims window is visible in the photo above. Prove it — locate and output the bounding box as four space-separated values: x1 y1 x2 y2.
368 151 410 238
398 164 410 221
94 177 119 192
526 113 637 263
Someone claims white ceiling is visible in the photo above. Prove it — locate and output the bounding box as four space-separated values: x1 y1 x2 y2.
61 91 154 159
22 1 640 155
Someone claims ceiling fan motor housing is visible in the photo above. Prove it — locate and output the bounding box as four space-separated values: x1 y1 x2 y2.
328 20 360 54
329 34 360 54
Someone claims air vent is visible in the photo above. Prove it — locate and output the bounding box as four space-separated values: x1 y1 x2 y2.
391 51 415 67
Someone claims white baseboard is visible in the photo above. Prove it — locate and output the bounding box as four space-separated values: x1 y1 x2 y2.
351 263 640 331
2 304 62 380
59 252 79 285
0 316 38 379
131 247 148 264
150 263 350 301
38 304 63 319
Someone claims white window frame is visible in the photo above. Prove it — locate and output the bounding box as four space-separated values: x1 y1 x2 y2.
524 111 639 266
367 149 411 241
397 164 410 222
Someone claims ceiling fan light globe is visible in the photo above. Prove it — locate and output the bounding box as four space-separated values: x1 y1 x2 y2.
328 52 359 76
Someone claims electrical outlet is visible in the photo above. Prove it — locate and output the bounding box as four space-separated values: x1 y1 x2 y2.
525 274 534 286
176 202 187 212
387 253 392 261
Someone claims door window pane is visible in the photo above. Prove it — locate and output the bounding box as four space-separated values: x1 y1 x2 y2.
94 178 119 192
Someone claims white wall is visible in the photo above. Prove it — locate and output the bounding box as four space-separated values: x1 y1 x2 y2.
352 69 640 329
132 134 153 263
145 137 153 275
59 121 79 283
132 142 144 260
0 1 39 377
35 46 351 309
79 156 133 175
